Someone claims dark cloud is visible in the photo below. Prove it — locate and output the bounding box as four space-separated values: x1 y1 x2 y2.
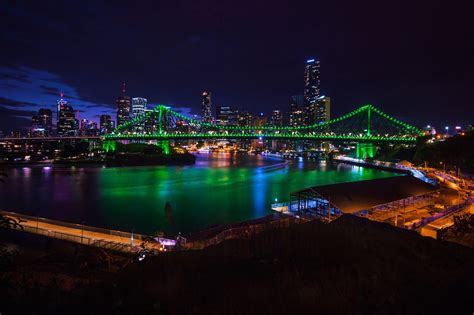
0 97 38 108
0 106 36 132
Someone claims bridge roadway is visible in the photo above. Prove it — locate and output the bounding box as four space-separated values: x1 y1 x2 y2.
1 210 162 253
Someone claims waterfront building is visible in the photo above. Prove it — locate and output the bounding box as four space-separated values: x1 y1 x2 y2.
57 103 78 137
56 94 67 125
100 115 114 135
271 109 283 126
304 58 321 106
201 91 213 123
314 95 331 123
216 106 238 126
303 58 321 125
253 112 267 128
32 109 53 136
132 97 147 117
238 111 253 127
288 95 304 127
116 95 131 127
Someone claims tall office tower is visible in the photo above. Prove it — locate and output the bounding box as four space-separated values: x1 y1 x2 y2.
38 109 52 136
57 103 78 136
216 106 238 126
271 109 283 126
304 59 321 106
288 96 304 127
116 83 131 127
201 91 213 123
30 115 41 137
100 114 113 135
56 93 67 124
228 108 239 126
315 95 331 123
132 97 147 117
303 58 321 125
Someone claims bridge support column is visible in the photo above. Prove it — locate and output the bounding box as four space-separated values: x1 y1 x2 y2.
102 140 116 153
157 140 170 155
356 143 376 159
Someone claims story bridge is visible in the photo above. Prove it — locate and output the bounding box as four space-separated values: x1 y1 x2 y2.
102 104 422 158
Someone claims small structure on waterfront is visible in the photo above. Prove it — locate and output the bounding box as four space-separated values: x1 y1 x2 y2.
273 176 439 222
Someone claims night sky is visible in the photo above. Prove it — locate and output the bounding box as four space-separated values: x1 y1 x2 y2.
1 0 472 133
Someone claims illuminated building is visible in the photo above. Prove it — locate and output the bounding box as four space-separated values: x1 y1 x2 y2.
201 91 213 123
289 95 305 127
37 109 52 136
303 58 321 125
238 111 253 127
116 95 131 127
304 58 320 106
315 95 331 123
100 115 114 135
116 83 131 127
253 112 267 128
57 102 78 136
271 109 283 126
216 106 238 126
132 97 147 117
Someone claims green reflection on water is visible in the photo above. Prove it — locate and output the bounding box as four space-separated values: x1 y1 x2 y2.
97 153 397 235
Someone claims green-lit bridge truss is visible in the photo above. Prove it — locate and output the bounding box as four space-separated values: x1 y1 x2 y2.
105 104 422 143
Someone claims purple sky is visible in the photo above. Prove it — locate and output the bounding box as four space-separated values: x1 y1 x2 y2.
1 0 473 133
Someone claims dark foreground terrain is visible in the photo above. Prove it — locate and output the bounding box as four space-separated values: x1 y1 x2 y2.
1 215 473 314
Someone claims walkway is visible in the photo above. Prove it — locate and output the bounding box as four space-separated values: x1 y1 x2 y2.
1 210 164 253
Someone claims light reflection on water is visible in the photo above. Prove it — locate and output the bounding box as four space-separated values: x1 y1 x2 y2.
0 153 397 234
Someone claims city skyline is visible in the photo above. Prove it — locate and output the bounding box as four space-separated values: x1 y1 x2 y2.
0 1 472 133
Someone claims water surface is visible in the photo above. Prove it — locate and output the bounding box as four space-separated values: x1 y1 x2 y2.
0 153 397 234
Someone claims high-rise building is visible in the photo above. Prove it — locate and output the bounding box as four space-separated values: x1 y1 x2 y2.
271 109 283 127
38 109 52 136
132 97 147 117
238 111 253 127
56 94 67 124
314 95 331 123
57 103 78 136
216 106 238 126
288 96 304 127
116 83 131 127
303 58 321 125
116 96 131 127
201 91 213 123
304 59 320 106
100 114 114 135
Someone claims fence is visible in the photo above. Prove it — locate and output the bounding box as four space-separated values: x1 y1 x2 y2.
1 210 144 253
184 216 298 250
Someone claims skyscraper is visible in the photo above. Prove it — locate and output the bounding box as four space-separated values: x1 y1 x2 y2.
315 95 331 123
304 59 320 106
100 114 114 135
271 109 283 126
216 106 238 126
38 109 52 136
57 103 78 136
132 97 147 117
303 58 321 125
116 83 131 127
57 93 67 124
288 96 304 127
201 91 213 123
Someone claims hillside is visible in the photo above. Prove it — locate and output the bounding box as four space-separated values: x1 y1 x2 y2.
2 215 474 314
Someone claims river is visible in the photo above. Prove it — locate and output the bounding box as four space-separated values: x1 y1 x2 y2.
0 153 398 235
